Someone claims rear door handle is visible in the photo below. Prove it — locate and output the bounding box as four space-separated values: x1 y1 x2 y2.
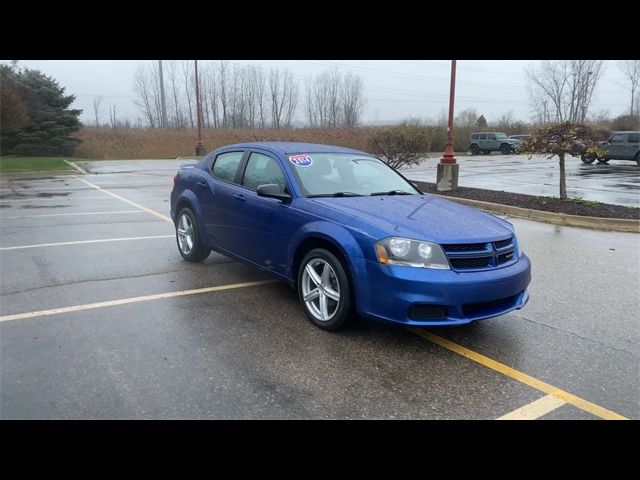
233 194 246 202
197 181 207 188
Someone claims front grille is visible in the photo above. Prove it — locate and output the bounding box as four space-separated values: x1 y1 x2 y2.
493 238 513 250
450 257 492 269
443 236 516 271
408 304 448 320
463 294 519 317
443 242 487 252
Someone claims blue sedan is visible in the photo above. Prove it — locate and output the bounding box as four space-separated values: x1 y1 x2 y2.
170 142 531 331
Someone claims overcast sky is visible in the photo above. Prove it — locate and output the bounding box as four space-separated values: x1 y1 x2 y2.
9 60 632 126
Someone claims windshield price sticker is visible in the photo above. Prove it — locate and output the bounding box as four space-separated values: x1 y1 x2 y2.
289 155 313 167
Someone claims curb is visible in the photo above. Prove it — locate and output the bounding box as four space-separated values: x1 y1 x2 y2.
63 159 88 174
429 194 639 233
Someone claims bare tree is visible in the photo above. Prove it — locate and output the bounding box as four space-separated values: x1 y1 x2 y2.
526 60 605 123
455 108 478 128
618 60 640 116
497 110 514 130
219 61 229 127
92 95 103 127
109 105 117 129
180 61 195 128
341 72 365 127
133 63 158 128
270 69 298 128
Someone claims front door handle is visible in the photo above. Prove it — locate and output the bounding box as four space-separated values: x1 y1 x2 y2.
233 194 246 202
197 181 208 188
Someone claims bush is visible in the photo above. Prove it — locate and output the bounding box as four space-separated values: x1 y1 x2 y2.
610 114 640 131
366 120 431 169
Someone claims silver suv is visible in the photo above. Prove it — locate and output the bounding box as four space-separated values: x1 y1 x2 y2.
469 132 519 155
581 131 640 165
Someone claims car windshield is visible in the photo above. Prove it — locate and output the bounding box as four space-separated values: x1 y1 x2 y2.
286 153 419 197
496 133 508 139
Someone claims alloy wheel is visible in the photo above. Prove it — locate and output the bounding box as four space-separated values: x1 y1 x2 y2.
301 258 341 322
177 213 194 255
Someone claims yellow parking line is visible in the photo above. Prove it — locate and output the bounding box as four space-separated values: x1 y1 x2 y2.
0 210 142 219
0 280 276 323
76 177 172 223
496 394 567 420
409 329 628 420
0 235 173 251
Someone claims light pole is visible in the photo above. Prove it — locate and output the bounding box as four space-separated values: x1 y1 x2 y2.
436 60 459 191
194 60 206 156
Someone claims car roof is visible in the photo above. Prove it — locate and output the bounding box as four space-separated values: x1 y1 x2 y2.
217 142 369 156
611 131 640 134
472 132 507 134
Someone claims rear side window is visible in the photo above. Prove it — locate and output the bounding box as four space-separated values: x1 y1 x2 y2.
628 134 639 143
479 134 487 140
488 134 496 140
242 152 287 192
212 151 244 183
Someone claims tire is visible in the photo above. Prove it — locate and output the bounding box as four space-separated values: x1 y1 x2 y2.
176 207 210 262
297 248 353 331
500 144 512 155
469 144 480 155
597 158 610 164
636 153 640 166
581 153 597 164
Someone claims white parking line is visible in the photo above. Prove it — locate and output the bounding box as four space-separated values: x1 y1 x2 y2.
0 280 276 323
496 394 567 420
75 177 172 223
0 210 142 219
0 235 173 251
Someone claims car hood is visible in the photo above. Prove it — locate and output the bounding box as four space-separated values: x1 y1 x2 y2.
310 194 514 244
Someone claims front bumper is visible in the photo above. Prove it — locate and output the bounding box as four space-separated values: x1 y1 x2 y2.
352 253 531 326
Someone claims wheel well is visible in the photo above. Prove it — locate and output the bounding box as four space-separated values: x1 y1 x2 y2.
292 237 353 289
175 199 193 222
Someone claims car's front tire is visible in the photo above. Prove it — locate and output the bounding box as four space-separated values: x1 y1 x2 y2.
469 144 480 155
500 144 512 155
297 248 353 331
597 158 610 164
581 153 597 164
176 207 210 262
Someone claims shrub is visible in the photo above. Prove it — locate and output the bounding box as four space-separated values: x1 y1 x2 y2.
366 120 431 169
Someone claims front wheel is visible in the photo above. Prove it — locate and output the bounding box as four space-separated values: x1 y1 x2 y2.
176 207 210 262
597 158 610 164
469 144 480 155
298 249 353 331
581 153 597 164
500 144 512 155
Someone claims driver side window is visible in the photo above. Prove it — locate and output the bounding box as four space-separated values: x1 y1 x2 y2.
242 152 287 192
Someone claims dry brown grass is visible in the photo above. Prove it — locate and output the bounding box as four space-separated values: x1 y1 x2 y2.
73 127 377 159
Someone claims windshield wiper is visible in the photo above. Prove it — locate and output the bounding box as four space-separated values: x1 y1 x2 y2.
308 192 364 198
370 190 415 196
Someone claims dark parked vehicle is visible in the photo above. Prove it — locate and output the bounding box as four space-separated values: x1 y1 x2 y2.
581 131 640 165
170 142 531 331
469 132 519 155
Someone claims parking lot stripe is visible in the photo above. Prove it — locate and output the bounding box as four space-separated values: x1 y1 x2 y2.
75 177 173 223
0 235 174 251
496 394 567 420
0 280 276 323
0 210 142 219
0 196 112 203
409 329 628 420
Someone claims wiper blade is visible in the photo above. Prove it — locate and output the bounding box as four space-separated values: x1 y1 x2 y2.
308 192 364 198
370 190 415 196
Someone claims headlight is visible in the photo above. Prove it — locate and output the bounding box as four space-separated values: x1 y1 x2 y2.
375 237 450 269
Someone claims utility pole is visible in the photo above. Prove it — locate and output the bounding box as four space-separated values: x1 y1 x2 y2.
436 60 459 191
194 60 206 156
158 60 167 128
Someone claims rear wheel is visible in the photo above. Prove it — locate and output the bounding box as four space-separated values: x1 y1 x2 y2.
581 153 597 164
298 249 353 331
597 158 610 164
176 207 210 262
500 144 512 155
469 144 480 155
636 153 640 166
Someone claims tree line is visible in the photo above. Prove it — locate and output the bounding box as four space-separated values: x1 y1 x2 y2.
129 61 366 130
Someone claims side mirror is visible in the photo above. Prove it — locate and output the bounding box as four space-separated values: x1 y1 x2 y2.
257 184 291 202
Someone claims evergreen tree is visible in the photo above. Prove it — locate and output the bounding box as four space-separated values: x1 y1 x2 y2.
476 114 487 128
1 63 82 156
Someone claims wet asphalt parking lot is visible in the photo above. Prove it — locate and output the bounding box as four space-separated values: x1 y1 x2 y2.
0 159 638 419
405 154 640 207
